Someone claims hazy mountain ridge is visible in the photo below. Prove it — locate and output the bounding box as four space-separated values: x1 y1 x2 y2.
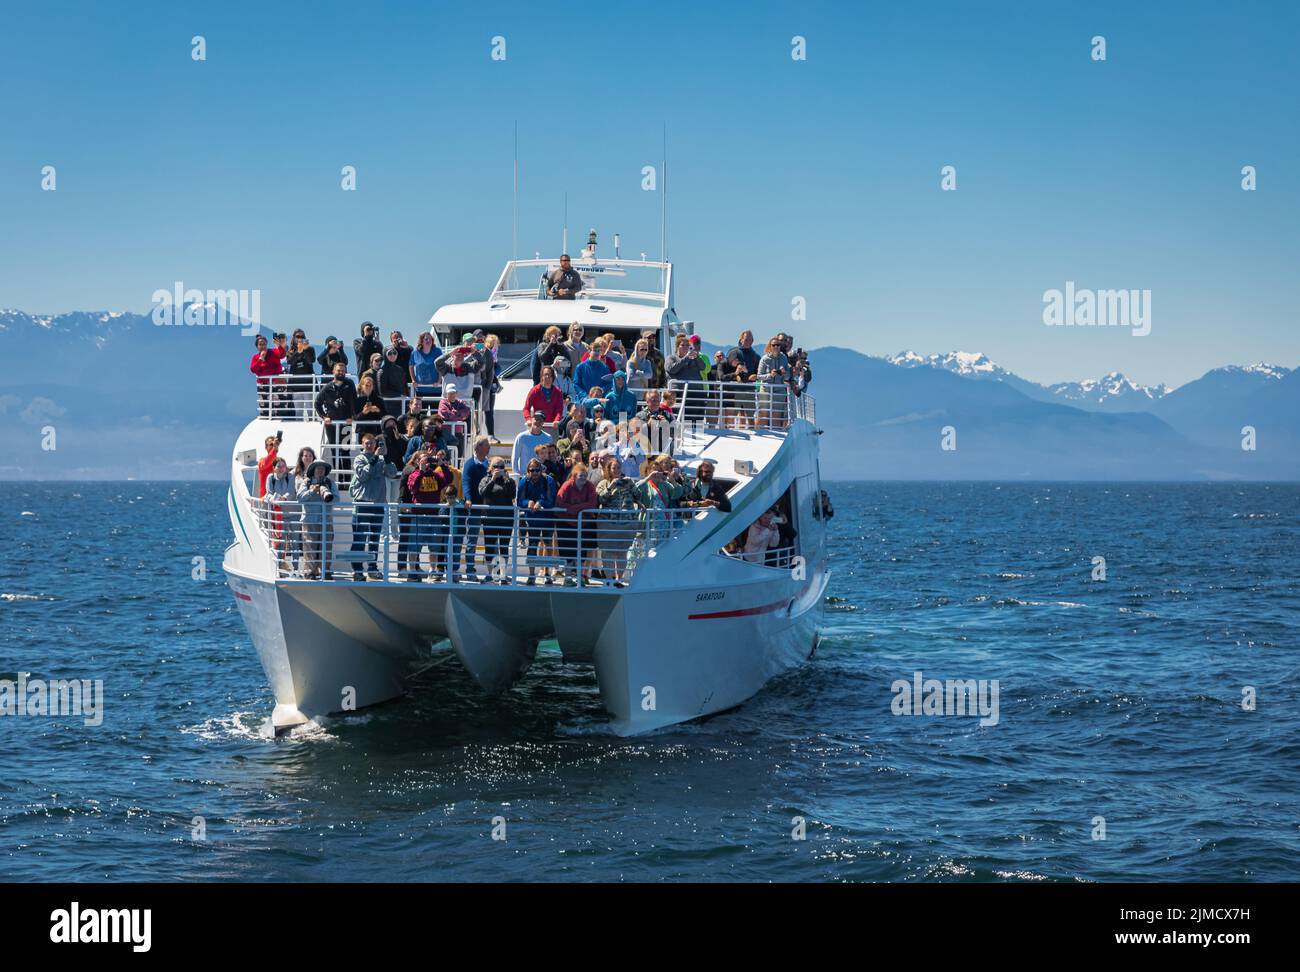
0 310 1296 479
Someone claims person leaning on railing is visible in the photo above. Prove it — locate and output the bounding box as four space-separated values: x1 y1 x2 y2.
555 462 599 586
296 459 338 581
477 457 517 583
755 337 792 427
250 333 288 417
683 460 731 512
314 363 357 448
349 433 399 582
635 455 687 511
354 374 386 441
516 459 558 585
282 330 316 417
263 455 297 575
256 432 281 497
742 509 780 565
458 436 492 582
404 449 454 582
595 455 644 587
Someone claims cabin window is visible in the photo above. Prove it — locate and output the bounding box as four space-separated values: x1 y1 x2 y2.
721 481 799 569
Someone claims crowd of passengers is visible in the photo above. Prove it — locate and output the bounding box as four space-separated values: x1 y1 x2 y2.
251 316 813 440
256 431 792 585
251 315 815 585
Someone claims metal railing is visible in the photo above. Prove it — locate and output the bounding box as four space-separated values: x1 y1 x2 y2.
720 542 799 569
254 375 478 433
246 498 700 587
667 380 815 431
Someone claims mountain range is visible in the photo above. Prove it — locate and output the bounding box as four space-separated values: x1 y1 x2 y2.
1 309 1296 480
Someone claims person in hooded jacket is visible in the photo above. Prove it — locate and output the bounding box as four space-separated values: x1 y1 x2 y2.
319 335 348 375
353 322 383 379
603 371 637 425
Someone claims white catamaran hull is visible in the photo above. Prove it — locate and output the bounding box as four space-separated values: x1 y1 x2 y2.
226 552 827 733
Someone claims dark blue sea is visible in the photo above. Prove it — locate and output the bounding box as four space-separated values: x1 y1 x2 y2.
1 482 1296 882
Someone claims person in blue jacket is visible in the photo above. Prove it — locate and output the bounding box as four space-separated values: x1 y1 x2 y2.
516 458 558 585
603 370 637 425
572 340 613 399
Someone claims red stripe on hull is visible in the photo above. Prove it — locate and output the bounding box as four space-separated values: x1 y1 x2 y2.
688 599 788 620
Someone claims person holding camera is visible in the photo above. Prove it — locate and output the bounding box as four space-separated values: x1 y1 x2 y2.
756 336 792 427
546 254 584 300
477 457 518 583
314 362 358 450
349 433 399 581
319 335 348 375
256 432 281 498
296 459 338 580
284 329 317 416
516 459 558 585
353 322 383 379
666 334 707 385
405 449 455 581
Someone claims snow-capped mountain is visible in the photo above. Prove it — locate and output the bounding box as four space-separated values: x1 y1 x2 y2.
1046 372 1171 407
886 350 1010 379
1213 363 1291 381
888 350 1176 410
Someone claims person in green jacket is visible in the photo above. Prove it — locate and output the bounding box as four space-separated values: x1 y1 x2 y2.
634 455 688 550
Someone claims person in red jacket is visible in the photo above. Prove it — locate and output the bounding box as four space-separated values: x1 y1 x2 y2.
554 462 599 585
250 333 287 376
522 365 566 431
251 334 288 417
256 433 281 497
405 450 454 581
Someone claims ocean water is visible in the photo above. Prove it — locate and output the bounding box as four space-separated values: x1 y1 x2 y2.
1 481 1296 882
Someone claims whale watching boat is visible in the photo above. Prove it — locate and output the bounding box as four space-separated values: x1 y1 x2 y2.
225 232 829 733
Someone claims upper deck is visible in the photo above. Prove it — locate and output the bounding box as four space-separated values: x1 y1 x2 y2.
428 254 678 334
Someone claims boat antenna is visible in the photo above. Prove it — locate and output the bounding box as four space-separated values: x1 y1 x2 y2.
659 124 668 289
563 191 568 255
512 121 519 264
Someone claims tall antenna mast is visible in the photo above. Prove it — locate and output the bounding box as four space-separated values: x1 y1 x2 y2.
512 121 519 263
660 124 668 288
563 192 568 255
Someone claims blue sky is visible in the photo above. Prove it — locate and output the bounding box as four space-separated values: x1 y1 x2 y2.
0 0 1295 388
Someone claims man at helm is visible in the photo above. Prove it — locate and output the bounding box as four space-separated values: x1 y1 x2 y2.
547 254 584 300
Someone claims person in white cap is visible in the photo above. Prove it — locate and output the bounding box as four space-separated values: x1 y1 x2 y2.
437 382 472 457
